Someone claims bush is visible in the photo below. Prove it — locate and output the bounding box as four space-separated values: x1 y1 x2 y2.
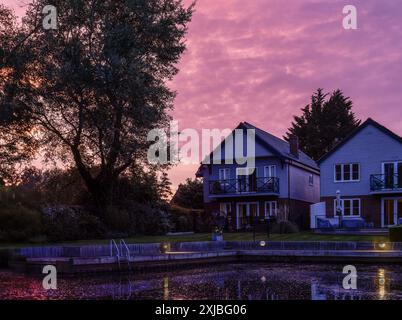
43 206 105 241
390 226 402 242
0 204 43 242
128 203 172 235
104 206 131 233
270 220 299 234
170 205 194 232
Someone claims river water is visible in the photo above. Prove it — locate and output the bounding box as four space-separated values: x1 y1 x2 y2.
0 263 401 300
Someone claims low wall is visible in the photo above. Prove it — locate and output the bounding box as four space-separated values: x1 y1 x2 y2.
11 240 402 259
14 243 161 258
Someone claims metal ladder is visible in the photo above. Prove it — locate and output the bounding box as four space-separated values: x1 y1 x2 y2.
119 239 132 272
110 239 132 272
110 239 121 270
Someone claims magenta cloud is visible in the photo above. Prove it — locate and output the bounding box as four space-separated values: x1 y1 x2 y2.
4 0 402 190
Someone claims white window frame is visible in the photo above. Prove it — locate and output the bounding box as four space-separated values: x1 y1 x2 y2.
382 161 402 189
236 202 259 230
333 198 361 217
381 197 401 227
219 168 230 181
334 163 360 182
264 165 276 178
309 174 314 186
236 167 256 193
220 203 231 214
264 201 277 218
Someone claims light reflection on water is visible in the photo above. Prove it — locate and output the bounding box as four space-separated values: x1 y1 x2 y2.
1 263 402 300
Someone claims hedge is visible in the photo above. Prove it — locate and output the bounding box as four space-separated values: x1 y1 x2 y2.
389 226 402 242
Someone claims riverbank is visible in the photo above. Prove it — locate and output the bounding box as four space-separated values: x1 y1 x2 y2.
5 240 402 275
0 231 389 249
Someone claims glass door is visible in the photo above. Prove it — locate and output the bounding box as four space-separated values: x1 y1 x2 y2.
249 203 259 224
236 168 256 193
383 199 397 227
236 203 259 229
237 204 248 229
383 163 395 189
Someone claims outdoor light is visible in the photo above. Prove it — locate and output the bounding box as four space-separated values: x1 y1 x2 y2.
259 241 266 247
160 242 171 254
261 276 266 283
378 242 387 250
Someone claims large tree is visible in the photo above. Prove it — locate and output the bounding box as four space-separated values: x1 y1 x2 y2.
171 178 203 209
284 89 361 161
0 4 38 182
0 0 193 213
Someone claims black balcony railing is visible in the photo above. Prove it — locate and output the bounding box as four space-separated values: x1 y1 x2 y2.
370 174 402 192
209 177 279 195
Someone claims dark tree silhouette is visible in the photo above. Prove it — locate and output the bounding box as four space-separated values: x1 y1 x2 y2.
0 1 193 214
171 178 203 209
284 89 361 161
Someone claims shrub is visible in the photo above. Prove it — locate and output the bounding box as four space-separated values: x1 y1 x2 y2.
170 205 194 232
104 206 131 233
390 226 402 242
129 203 172 235
43 206 105 241
0 204 43 242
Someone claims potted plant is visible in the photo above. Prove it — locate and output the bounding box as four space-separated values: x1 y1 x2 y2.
211 210 226 241
212 226 224 241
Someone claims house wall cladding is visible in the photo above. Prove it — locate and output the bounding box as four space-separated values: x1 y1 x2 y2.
320 124 402 197
321 196 382 227
204 197 311 230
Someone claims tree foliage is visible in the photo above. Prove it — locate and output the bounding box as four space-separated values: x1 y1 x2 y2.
171 178 203 209
284 89 361 161
0 0 193 213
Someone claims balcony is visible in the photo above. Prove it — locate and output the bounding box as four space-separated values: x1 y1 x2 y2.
370 174 402 194
209 177 279 196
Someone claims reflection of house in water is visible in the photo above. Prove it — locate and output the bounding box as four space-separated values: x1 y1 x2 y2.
75 265 399 300
310 279 364 300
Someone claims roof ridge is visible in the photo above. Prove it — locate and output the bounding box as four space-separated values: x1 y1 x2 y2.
239 121 318 170
318 117 402 163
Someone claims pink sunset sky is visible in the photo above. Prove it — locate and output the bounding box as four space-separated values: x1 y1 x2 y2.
4 0 402 191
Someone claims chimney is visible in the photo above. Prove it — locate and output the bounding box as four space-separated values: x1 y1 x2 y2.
289 135 299 158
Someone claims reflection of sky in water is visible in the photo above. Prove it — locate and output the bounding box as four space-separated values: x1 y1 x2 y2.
1 263 402 300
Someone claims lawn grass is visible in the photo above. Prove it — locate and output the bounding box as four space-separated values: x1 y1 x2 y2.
0 232 389 249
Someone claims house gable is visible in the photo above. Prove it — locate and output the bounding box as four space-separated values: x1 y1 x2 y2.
319 119 402 197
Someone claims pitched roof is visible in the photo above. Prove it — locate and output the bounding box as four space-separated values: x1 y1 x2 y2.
240 122 319 170
318 118 402 164
195 121 319 177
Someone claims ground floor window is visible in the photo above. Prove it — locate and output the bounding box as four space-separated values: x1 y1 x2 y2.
264 201 277 218
334 198 361 217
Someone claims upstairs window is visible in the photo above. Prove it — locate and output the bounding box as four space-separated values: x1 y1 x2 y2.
219 168 230 181
309 174 314 186
264 165 276 178
335 163 360 182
